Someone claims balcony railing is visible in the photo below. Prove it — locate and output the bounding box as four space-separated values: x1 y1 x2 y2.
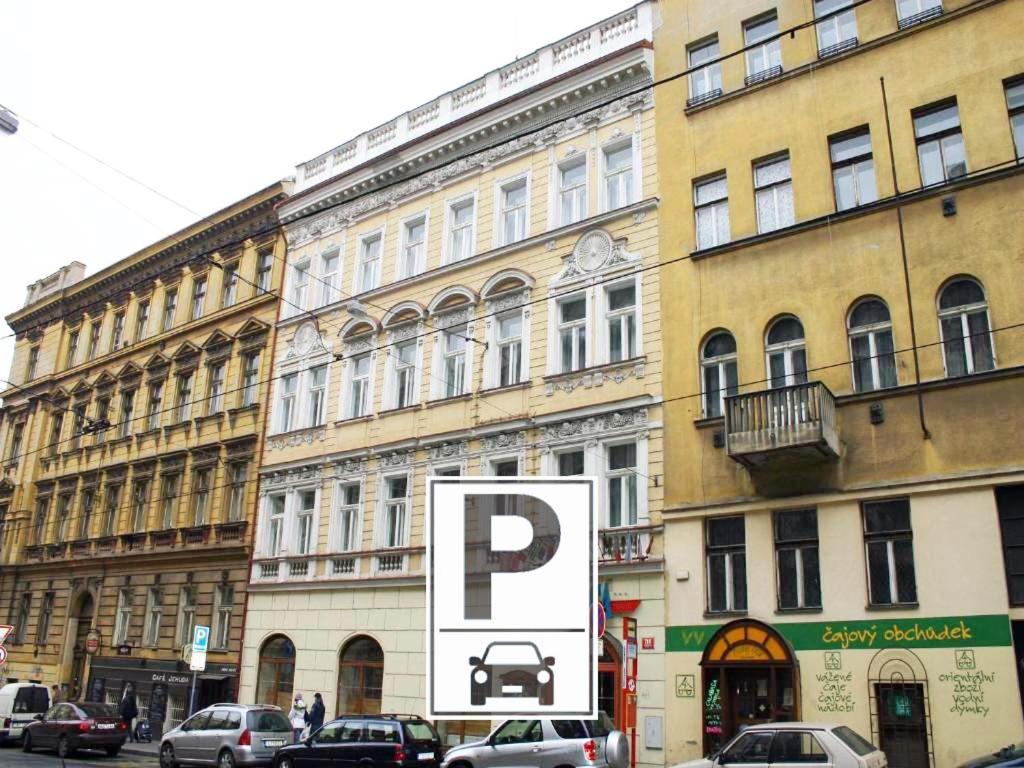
377 553 405 574
287 559 310 578
725 381 839 467
598 525 658 564
898 6 943 29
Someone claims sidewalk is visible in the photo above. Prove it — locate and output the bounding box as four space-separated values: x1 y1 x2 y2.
122 740 160 758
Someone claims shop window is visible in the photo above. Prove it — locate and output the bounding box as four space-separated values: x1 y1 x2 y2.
863 498 917 606
997 485 1024 605
706 516 747 613
337 635 383 715
775 509 821 610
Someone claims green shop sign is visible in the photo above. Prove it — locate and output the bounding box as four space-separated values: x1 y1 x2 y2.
665 614 1012 653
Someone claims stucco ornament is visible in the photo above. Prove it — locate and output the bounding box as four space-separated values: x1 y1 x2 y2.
575 230 613 272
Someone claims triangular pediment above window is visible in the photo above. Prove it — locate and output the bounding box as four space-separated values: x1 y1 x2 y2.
143 352 171 371
171 341 201 362
235 318 270 341
553 229 640 284
115 361 143 381
48 386 71 403
70 377 93 396
200 329 235 351
93 370 117 390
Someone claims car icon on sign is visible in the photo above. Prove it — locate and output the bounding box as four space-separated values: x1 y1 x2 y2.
469 641 555 706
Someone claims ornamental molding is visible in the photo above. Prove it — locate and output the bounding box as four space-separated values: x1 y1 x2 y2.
480 431 527 453
389 321 424 343
284 88 654 248
377 450 413 468
433 307 473 330
334 457 369 476
428 440 469 461
485 288 531 314
539 407 648 443
266 427 327 451
553 228 640 284
544 360 645 396
285 320 329 361
263 463 322 488
341 334 376 358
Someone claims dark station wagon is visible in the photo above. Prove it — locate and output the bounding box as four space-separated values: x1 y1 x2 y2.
274 714 442 768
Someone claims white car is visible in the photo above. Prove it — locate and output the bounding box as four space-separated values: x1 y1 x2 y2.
673 723 887 768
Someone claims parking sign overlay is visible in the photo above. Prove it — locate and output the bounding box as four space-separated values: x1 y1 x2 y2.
427 478 597 718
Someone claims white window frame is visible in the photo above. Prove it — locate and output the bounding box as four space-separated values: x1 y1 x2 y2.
765 318 809 388
212 584 234 650
293 486 318 557
330 478 364 553
554 292 590 374
288 259 311 316
175 371 193 423
206 361 226 415
494 173 531 247
443 192 477 265
744 13 782 77
113 588 132 645
146 380 164 431
430 317 476 400
192 467 212 525
701 332 738 419
605 439 642 529
221 264 238 309
688 37 722 100
276 373 298 433
190 276 207 321
342 350 376 419
355 229 384 294
754 154 795 234
937 280 996 377
263 493 286 557
305 364 328 426
377 472 412 550
175 586 197 648
397 211 429 279
599 138 639 212
814 0 858 52
555 155 588 227
694 174 731 249
848 300 897 392
897 0 942 21
317 247 342 307
241 351 260 407
143 587 162 647
485 306 531 389
384 333 423 410
601 278 641 365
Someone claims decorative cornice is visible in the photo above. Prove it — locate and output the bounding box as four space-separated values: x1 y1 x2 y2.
267 427 327 452
545 359 646 396
539 406 648 443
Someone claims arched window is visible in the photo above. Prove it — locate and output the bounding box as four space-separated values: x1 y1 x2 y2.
701 332 738 418
848 298 897 392
765 317 807 388
938 278 994 377
338 635 384 715
256 635 295 710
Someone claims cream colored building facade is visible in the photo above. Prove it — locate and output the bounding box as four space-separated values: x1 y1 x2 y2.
238 4 668 763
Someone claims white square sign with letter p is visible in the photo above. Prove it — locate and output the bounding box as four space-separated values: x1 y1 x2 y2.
426 477 597 719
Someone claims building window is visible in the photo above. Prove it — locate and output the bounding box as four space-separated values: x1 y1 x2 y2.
266 495 285 556
499 178 528 245
160 474 180 529
54 494 71 543
1007 78 1024 159
830 129 877 211
134 300 151 342
143 587 162 647
306 365 327 425
863 498 917 606
65 330 79 369
162 288 178 332
213 585 234 650
766 317 808 388
176 586 196 647
606 283 637 363
190 276 207 320
221 264 238 308
146 381 164 431
118 389 136 439
69 405 86 450
400 216 427 279
688 38 722 102
754 154 795 233
241 352 260 407
288 261 310 313
46 412 63 457
744 13 782 79
318 249 340 306
93 396 111 445
914 101 966 185
382 476 408 548
335 483 361 551
36 592 54 644
558 159 587 226
447 197 476 263
192 468 212 525
707 516 747 613
256 635 295 710
33 497 49 544
607 443 638 528
558 295 588 373
111 311 126 351
207 362 226 414
175 372 193 423
701 331 738 418
603 142 634 210
497 312 523 387
277 373 298 432
849 299 897 392
87 320 102 360
130 479 149 532
492 459 519 477
102 485 121 537
114 588 132 645
78 488 95 539
996 485 1024 605
558 449 585 476
775 509 821 610
695 174 730 249
896 0 942 26
815 0 857 54
226 463 247 522
25 346 39 381
256 250 274 293
349 354 371 418
358 233 382 293
8 422 25 463
295 490 316 556
939 278 994 377
392 342 417 409
14 594 31 644
442 327 468 398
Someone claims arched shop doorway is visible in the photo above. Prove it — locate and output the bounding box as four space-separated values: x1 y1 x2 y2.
700 619 798 753
337 635 384 715
256 635 296 710
598 638 623 728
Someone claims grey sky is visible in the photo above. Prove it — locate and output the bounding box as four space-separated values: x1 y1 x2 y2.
0 0 631 376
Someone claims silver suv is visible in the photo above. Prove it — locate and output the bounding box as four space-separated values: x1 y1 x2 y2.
159 704 293 768
441 717 629 768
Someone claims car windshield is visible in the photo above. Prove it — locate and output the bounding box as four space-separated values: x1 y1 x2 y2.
13 687 49 713
404 721 439 742
248 710 292 732
76 703 118 718
832 726 878 756
482 643 542 665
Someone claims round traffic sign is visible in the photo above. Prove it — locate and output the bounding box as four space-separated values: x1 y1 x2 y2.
626 677 636 693
0 646 8 665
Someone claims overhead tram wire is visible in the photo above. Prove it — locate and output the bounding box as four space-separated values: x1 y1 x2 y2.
0 0 899 346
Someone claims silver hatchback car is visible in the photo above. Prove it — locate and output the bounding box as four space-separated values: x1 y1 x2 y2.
160 704 294 768
441 716 629 768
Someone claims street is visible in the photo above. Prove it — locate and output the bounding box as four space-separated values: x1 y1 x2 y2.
0 743 155 767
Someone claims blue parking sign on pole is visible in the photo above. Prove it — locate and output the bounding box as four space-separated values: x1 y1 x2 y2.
192 625 210 653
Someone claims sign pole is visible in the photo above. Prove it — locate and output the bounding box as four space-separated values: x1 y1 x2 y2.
189 672 197 718
187 625 210 718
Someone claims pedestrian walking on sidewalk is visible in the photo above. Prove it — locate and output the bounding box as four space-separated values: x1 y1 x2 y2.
288 693 308 743
120 683 139 743
306 692 325 735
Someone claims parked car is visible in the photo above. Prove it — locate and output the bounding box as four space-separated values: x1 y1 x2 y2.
160 704 293 768
0 682 51 744
274 714 442 768
22 701 127 759
671 723 887 768
958 743 1024 768
440 715 629 768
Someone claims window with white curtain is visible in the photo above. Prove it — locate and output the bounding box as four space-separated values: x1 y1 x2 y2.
114 588 132 645
335 483 360 551
689 38 722 100
497 312 523 387
212 585 234 650
938 278 995 376
358 234 382 293
206 362 226 414
765 317 808 388
830 129 877 211
221 264 238 308
289 261 310 312
896 0 942 25
442 327 468 397
318 249 340 307
754 154 795 233
144 587 162 647
383 476 408 548
559 159 587 226
607 443 638 528
176 586 196 647
266 495 285 556
603 143 634 210
558 296 588 373
914 101 966 185
814 0 857 53
277 374 298 432
349 354 372 417
499 179 528 245
306 365 327 426
295 490 316 555
447 197 475 263
744 13 782 77
695 174 730 249
392 342 417 408
849 299 897 392
400 217 426 279
606 284 637 363
701 332 738 418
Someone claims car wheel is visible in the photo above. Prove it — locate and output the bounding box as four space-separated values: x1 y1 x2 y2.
278 758 294 768
57 734 74 759
160 742 177 768
219 748 238 768
106 744 122 757
21 731 31 753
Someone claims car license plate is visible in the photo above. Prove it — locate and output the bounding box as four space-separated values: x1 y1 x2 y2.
418 753 434 761
96 723 116 730
264 739 285 747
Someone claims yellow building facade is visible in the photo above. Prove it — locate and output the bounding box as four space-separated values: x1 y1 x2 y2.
238 5 669 764
654 0 1024 765
0 182 289 736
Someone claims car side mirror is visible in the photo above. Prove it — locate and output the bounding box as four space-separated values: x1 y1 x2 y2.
469 656 482 666
543 657 555 666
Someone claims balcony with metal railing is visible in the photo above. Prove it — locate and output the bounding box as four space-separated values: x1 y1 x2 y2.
598 524 660 567
725 381 840 469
